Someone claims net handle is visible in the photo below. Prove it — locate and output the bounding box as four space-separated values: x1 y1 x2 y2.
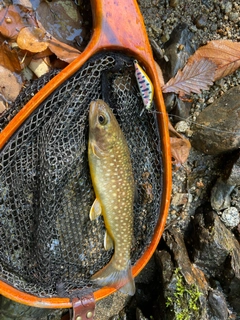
0 0 172 308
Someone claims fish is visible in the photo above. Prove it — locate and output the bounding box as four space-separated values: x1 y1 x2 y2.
88 99 135 296
133 60 154 115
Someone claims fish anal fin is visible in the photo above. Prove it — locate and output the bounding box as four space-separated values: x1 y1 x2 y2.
90 198 102 220
104 230 114 250
91 259 135 296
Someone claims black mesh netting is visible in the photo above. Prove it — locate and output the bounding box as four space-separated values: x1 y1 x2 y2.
0 52 163 298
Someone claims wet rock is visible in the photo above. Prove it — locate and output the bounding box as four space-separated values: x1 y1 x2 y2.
95 291 130 320
224 1 232 13
221 245 240 313
189 208 239 277
233 223 240 242
155 250 174 286
228 12 239 23
189 207 240 314
191 86 240 155
164 94 192 123
157 23 197 122
163 227 208 293
154 227 208 320
114 258 159 320
174 120 191 134
194 14 208 29
169 0 179 8
220 207 239 228
211 178 234 211
227 152 240 186
136 308 149 320
171 192 190 207
0 295 65 319
110 309 127 320
135 256 156 284
208 290 228 320
211 151 240 213
160 23 196 81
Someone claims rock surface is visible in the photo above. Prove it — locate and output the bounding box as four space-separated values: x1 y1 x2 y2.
189 208 239 277
211 178 235 211
191 86 240 155
154 227 209 320
156 23 195 121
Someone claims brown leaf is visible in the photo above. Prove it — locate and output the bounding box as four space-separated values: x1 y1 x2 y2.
0 42 22 72
48 37 80 63
0 5 37 40
188 40 240 80
0 65 23 102
154 60 165 87
162 58 216 95
17 26 49 53
168 120 191 169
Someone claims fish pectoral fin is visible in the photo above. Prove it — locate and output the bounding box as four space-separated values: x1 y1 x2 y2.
89 198 102 220
104 230 114 250
90 141 105 159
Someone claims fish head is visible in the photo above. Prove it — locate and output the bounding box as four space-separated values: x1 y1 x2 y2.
89 99 119 153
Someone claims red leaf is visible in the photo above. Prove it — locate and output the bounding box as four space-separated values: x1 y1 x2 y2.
17 26 49 53
48 37 81 63
188 40 240 80
0 42 22 72
0 5 37 40
168 120 191 169
162 58 216 95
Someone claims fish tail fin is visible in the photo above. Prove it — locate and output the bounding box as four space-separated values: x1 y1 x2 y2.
91 259 135 296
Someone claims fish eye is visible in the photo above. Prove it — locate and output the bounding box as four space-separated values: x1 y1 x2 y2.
98 114 107 125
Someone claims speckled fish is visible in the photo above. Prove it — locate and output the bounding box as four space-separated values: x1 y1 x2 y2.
88 99 135 296
133 60 154 115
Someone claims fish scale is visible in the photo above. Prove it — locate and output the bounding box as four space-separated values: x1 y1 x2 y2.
88 99 135 295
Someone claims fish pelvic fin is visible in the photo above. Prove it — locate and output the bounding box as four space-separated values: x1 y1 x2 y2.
91 259 135 296
104 230 114 250
90 198 102 220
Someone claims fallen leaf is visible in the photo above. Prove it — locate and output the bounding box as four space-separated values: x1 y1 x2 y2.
0 4 37 40
33 47 53 59
168 120 191 169
188 40 240 80
0 100 6 114
17 26 49 53
0 65 22 102
0 42 22 72
154 61 165 87
162 58 216 95
48 37 81 63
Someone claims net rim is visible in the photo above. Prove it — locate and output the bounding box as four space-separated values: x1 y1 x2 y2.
0 0 172 305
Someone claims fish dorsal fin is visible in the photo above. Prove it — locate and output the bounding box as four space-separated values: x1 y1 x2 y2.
104 230 114 250
89 198 102 220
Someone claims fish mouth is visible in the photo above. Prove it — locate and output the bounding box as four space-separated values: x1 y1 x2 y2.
89 99 108 126
89 100 98 117
89 100 99 129
89 99 107 114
